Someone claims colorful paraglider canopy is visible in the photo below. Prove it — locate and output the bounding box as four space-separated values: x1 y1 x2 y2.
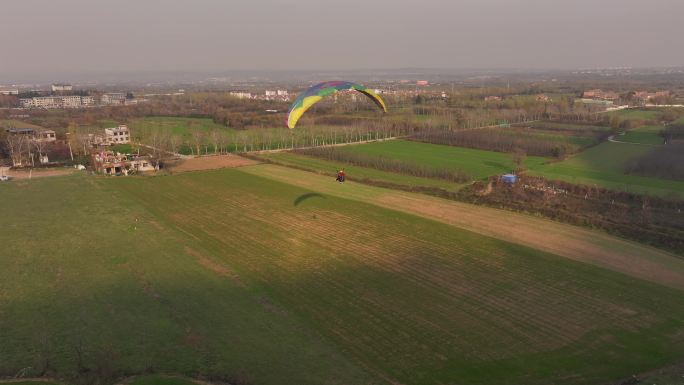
287 81 387 129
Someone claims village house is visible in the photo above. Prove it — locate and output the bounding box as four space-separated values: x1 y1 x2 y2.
84 125 131 147
104 125 130 145
5 128 56 142
92 151 155 175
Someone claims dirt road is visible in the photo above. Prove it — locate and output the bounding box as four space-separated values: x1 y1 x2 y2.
242 164 684 291
1 168 75 180
167 154 259 172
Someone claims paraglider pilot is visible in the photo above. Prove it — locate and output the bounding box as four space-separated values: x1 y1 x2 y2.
336 169 346 183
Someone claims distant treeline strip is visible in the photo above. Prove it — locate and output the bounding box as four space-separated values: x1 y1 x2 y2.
412 128 590 158
294 147 472 183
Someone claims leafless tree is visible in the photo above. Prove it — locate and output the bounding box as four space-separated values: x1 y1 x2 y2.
6 134 28 166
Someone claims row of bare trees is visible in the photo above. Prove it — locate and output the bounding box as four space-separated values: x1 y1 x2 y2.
3 134 54 167
412 128 585 158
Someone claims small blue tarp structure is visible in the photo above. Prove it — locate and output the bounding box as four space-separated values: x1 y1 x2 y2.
501 174 517 184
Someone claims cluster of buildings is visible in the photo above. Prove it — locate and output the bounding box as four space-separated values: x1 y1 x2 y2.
633 90 670 101
20 95 95 108
582 89 620 101
19 92 135 109
483 94 550 102
582 89 670 102
229 89 289 101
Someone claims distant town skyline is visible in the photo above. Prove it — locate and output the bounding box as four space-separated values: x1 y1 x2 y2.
2 0 683 82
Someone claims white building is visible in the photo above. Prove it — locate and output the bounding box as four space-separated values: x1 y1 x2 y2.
104 125 130 145
101 93 126 105
62 95 83 108
0 89 19 95
230 91 252 99
20 96 62 108
82 96 95 106
20 95 91 109
51 84 73 92
276 90 288 96
265 90 277 97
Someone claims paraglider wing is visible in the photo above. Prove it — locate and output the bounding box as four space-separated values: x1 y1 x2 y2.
287 81 387 129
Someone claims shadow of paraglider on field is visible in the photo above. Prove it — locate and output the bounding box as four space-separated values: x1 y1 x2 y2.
293 193 326 207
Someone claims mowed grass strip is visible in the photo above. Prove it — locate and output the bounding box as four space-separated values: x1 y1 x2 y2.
112 169 684 385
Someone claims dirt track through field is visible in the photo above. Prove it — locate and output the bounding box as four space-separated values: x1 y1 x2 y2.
242 164 684 291
168 154 259 172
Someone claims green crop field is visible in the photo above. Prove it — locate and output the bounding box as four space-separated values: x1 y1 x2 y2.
258 151 462 191
336 139 549 179
2 168 684 385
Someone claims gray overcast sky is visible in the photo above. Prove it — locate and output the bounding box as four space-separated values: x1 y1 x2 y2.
1 0 683 77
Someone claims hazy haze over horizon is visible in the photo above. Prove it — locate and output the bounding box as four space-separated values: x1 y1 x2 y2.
1 0 683 81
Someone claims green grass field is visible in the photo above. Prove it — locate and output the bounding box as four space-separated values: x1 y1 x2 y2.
258 151 462 191
619 125 665 145
0 119 47 130
610 109 661 121
329 139 683 197
526 121 612 132
129 375 199 385
528 142 684 196
128 117 232 137
2 169 684 385
336 139 549 179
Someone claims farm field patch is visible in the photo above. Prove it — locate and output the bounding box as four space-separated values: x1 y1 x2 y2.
2 168 684 385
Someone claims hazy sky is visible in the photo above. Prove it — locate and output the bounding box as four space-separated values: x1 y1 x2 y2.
1 0 683 78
